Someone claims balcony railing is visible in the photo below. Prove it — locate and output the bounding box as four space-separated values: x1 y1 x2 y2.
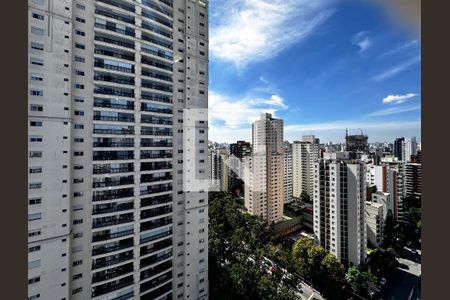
92 229 134 243
93 201 134 215
92 250 134 270
91 275 134 298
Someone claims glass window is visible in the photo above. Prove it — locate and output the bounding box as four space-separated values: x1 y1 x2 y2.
31 27 44 35
28 213 42 221
28 260 41 269
30 73 43 81
31 58 44 66
31 42 44 51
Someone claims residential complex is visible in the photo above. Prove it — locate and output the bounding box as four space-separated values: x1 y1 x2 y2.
28 0 209 299
244 113 284 223
313 159 367 267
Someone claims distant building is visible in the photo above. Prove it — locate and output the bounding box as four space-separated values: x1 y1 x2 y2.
366 202 385 247
284 142 294 203
404 137 418 162
244 113 285 223
313 159 367 267
394 137 406 162
292 135 320 199
209 147 228 192
228 141 251 196
372 191 390 221
345 129 369 158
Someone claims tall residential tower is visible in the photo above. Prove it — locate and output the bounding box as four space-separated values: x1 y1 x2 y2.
244 113 284 223
28 1 209 299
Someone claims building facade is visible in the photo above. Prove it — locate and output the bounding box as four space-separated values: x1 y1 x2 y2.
394 137 405 162
228 140 251 196
284 142 293 204
244 113 284 224
292 136 320 199
28 0 209 299
365 201 384 247
313 159 367 267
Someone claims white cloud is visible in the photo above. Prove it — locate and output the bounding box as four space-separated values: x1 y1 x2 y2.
382 93 418 104
352 31 371 52
381 40 419 57
367 105 421 117
209 0 334 67
208 91 287 130
259 76 269 84
371 55 420 81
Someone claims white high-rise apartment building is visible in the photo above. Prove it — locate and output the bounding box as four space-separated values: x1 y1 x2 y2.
244 113 284 223
292 135 320 199
404 137 417 163
313 159 367 267
284 142 293 204
28 1 209 299
365 201 384 247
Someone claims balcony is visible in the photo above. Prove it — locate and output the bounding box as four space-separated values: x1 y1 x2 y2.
141 91 172 104
95 47 135 62
92 228 134 243
95 33 135 49
97 0 135 13
140 260 172 281
92 262 134 284
140 184 172 196
140 173 172 184
140 206 172 221
92 250 134 270
141 128 172 136
94 72 135 86
141 103 172 114
94 112 135 123
140 249 172 269
141 161 172 171
141 55 172 72
93 201 134 215
95 59 134 74
94 98 134 110
93 187 134 201
142 34 172 50
94 128 135 136
141 194 172 208
141 22 172 39
141 68 172 82
141 44 172 61
140 271 172 293
140 228 172 244
93 163 134 174
94 137 135 148
94 85 134 98
141 141 173 148
91 275 134 298
95 22 135 37
140 237 172 257
92 237 134 256
140 282 172 300
93 150 134 161
140 216 172 232
140 150 172 160
141 0 173 18
92 212 134 229
141 9 172 29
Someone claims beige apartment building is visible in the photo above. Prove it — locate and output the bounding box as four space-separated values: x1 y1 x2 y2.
244 113 284 224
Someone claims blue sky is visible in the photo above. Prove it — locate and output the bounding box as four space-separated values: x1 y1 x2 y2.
207 0 421 143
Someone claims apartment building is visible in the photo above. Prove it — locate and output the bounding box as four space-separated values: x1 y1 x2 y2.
208 147 228 192
313 159 367 267
227 140 251 196
244 113 284 224
292 136 320 199
28 1 209 299
394 137 405 162
365 201 384 247
404 137 417 163
283 142 293 204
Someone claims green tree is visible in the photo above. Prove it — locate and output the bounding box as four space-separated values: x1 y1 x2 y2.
345 267 378 298
321 253 346 283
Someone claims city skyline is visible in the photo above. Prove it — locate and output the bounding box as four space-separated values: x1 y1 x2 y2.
208 0 421 143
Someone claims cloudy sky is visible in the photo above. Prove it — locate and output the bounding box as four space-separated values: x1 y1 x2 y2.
207 0 421 143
